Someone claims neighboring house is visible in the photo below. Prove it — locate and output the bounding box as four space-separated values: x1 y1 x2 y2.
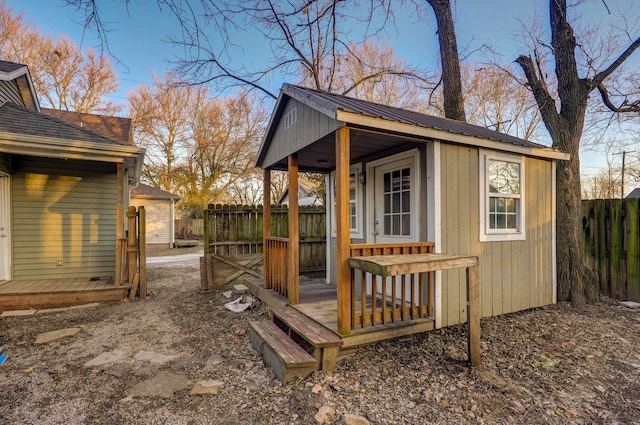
40 107 133 143
255 84 569 333
130 184 180 250
0 59 144 282
626 188 640 199
277 179 322 206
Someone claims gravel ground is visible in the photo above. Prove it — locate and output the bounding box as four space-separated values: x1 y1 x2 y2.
1 250 639 424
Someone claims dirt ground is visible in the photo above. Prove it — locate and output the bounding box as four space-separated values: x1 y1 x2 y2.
1 247 639 424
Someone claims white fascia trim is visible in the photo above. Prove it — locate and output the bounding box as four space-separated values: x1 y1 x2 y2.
427 141 443 328
335 111 570 161
0 133 144 161
552 161 557 304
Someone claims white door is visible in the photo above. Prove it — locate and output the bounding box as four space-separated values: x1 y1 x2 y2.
369 152 420 304
0 175 10 281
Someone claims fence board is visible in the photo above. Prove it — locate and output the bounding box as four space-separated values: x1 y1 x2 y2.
203 204 326 273
582 199 640 302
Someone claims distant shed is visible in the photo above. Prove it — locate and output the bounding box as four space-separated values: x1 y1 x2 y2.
130 184 180 250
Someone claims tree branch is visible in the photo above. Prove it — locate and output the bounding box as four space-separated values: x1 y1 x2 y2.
596 83 640 113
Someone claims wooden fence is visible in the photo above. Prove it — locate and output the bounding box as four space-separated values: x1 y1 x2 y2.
582 199 640 302
175 218 204 239
203 204 326 272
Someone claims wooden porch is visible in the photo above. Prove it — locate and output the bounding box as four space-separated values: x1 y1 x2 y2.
0 277 129 311
0 205 147 312
246 273 437 350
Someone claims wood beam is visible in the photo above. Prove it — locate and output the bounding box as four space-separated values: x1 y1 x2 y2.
263 169 271 286
467 264 480 367
288 155 300 305
335 127 351 334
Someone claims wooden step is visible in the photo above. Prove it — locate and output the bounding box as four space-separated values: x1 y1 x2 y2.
270 306 342 372
270 306 342 348
249 320 318 384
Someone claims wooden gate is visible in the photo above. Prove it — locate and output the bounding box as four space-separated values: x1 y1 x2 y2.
200 204 326 290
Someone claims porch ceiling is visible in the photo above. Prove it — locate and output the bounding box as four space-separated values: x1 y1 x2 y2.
266 127 425 173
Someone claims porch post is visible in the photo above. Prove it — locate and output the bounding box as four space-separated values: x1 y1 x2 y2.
263 169 271 286
288 154 300 305
336 127 351 334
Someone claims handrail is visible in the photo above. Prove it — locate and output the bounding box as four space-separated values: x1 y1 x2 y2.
265 236 289 297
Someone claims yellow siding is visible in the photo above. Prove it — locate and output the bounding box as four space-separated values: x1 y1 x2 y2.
11 156 118 279
439 145 554 327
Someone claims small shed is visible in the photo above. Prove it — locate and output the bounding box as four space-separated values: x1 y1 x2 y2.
244 83 569 381
130 184 180 250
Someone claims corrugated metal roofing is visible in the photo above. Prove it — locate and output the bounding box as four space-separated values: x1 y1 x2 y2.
282 83 548 150
0 101 130 146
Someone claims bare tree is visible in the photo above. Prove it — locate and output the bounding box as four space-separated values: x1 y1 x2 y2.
464 63 542 141
0 1 121 114
128 73 191 192
329 39 435 111
62 0 435 101
514 0 640 305
425 0 466 121
178 88 267 215
425 0 640 305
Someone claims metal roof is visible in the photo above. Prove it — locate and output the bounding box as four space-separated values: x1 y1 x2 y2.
256 84 567 171
282 84 546 150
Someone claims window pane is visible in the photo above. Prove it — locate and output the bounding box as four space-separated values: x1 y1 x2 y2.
506 214 516 228
384 216 391 235
496 213 505 228
392 170 401 191
489 197 496 213
384 193 391 214
402 168 411 190
393 215 400 235
402 214 410 235
489 160 520 195
402 191 410 212
384 172 390 192
506 198 516 213
393 192 400 213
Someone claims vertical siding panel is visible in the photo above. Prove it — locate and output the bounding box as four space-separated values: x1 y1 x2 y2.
480 243 493 317
457 148 472 323
529 159 540 307
509 239 522 312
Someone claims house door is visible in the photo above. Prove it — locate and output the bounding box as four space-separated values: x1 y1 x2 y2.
0 175 10 281
370 151 420 303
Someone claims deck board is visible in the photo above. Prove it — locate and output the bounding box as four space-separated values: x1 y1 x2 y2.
0 277 127 311
245 276 436 349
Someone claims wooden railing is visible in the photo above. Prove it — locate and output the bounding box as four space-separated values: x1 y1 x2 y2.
265 236 289 297
349 242 434 330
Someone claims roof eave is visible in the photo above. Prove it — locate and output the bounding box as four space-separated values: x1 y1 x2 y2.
336 110 570 161
0 132 145 162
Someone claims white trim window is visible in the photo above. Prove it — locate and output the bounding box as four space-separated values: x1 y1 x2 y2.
479 151 526 242
329 164 363 239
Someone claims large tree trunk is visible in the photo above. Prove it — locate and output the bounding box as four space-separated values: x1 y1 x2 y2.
426 0 466 121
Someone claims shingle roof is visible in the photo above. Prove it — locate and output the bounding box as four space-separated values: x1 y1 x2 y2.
41 108 133 144
0 101 129 146
283 84 547 150
0 60 26 74
131 183 180 200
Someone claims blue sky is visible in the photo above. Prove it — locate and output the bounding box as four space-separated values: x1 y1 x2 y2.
8 0 640 177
